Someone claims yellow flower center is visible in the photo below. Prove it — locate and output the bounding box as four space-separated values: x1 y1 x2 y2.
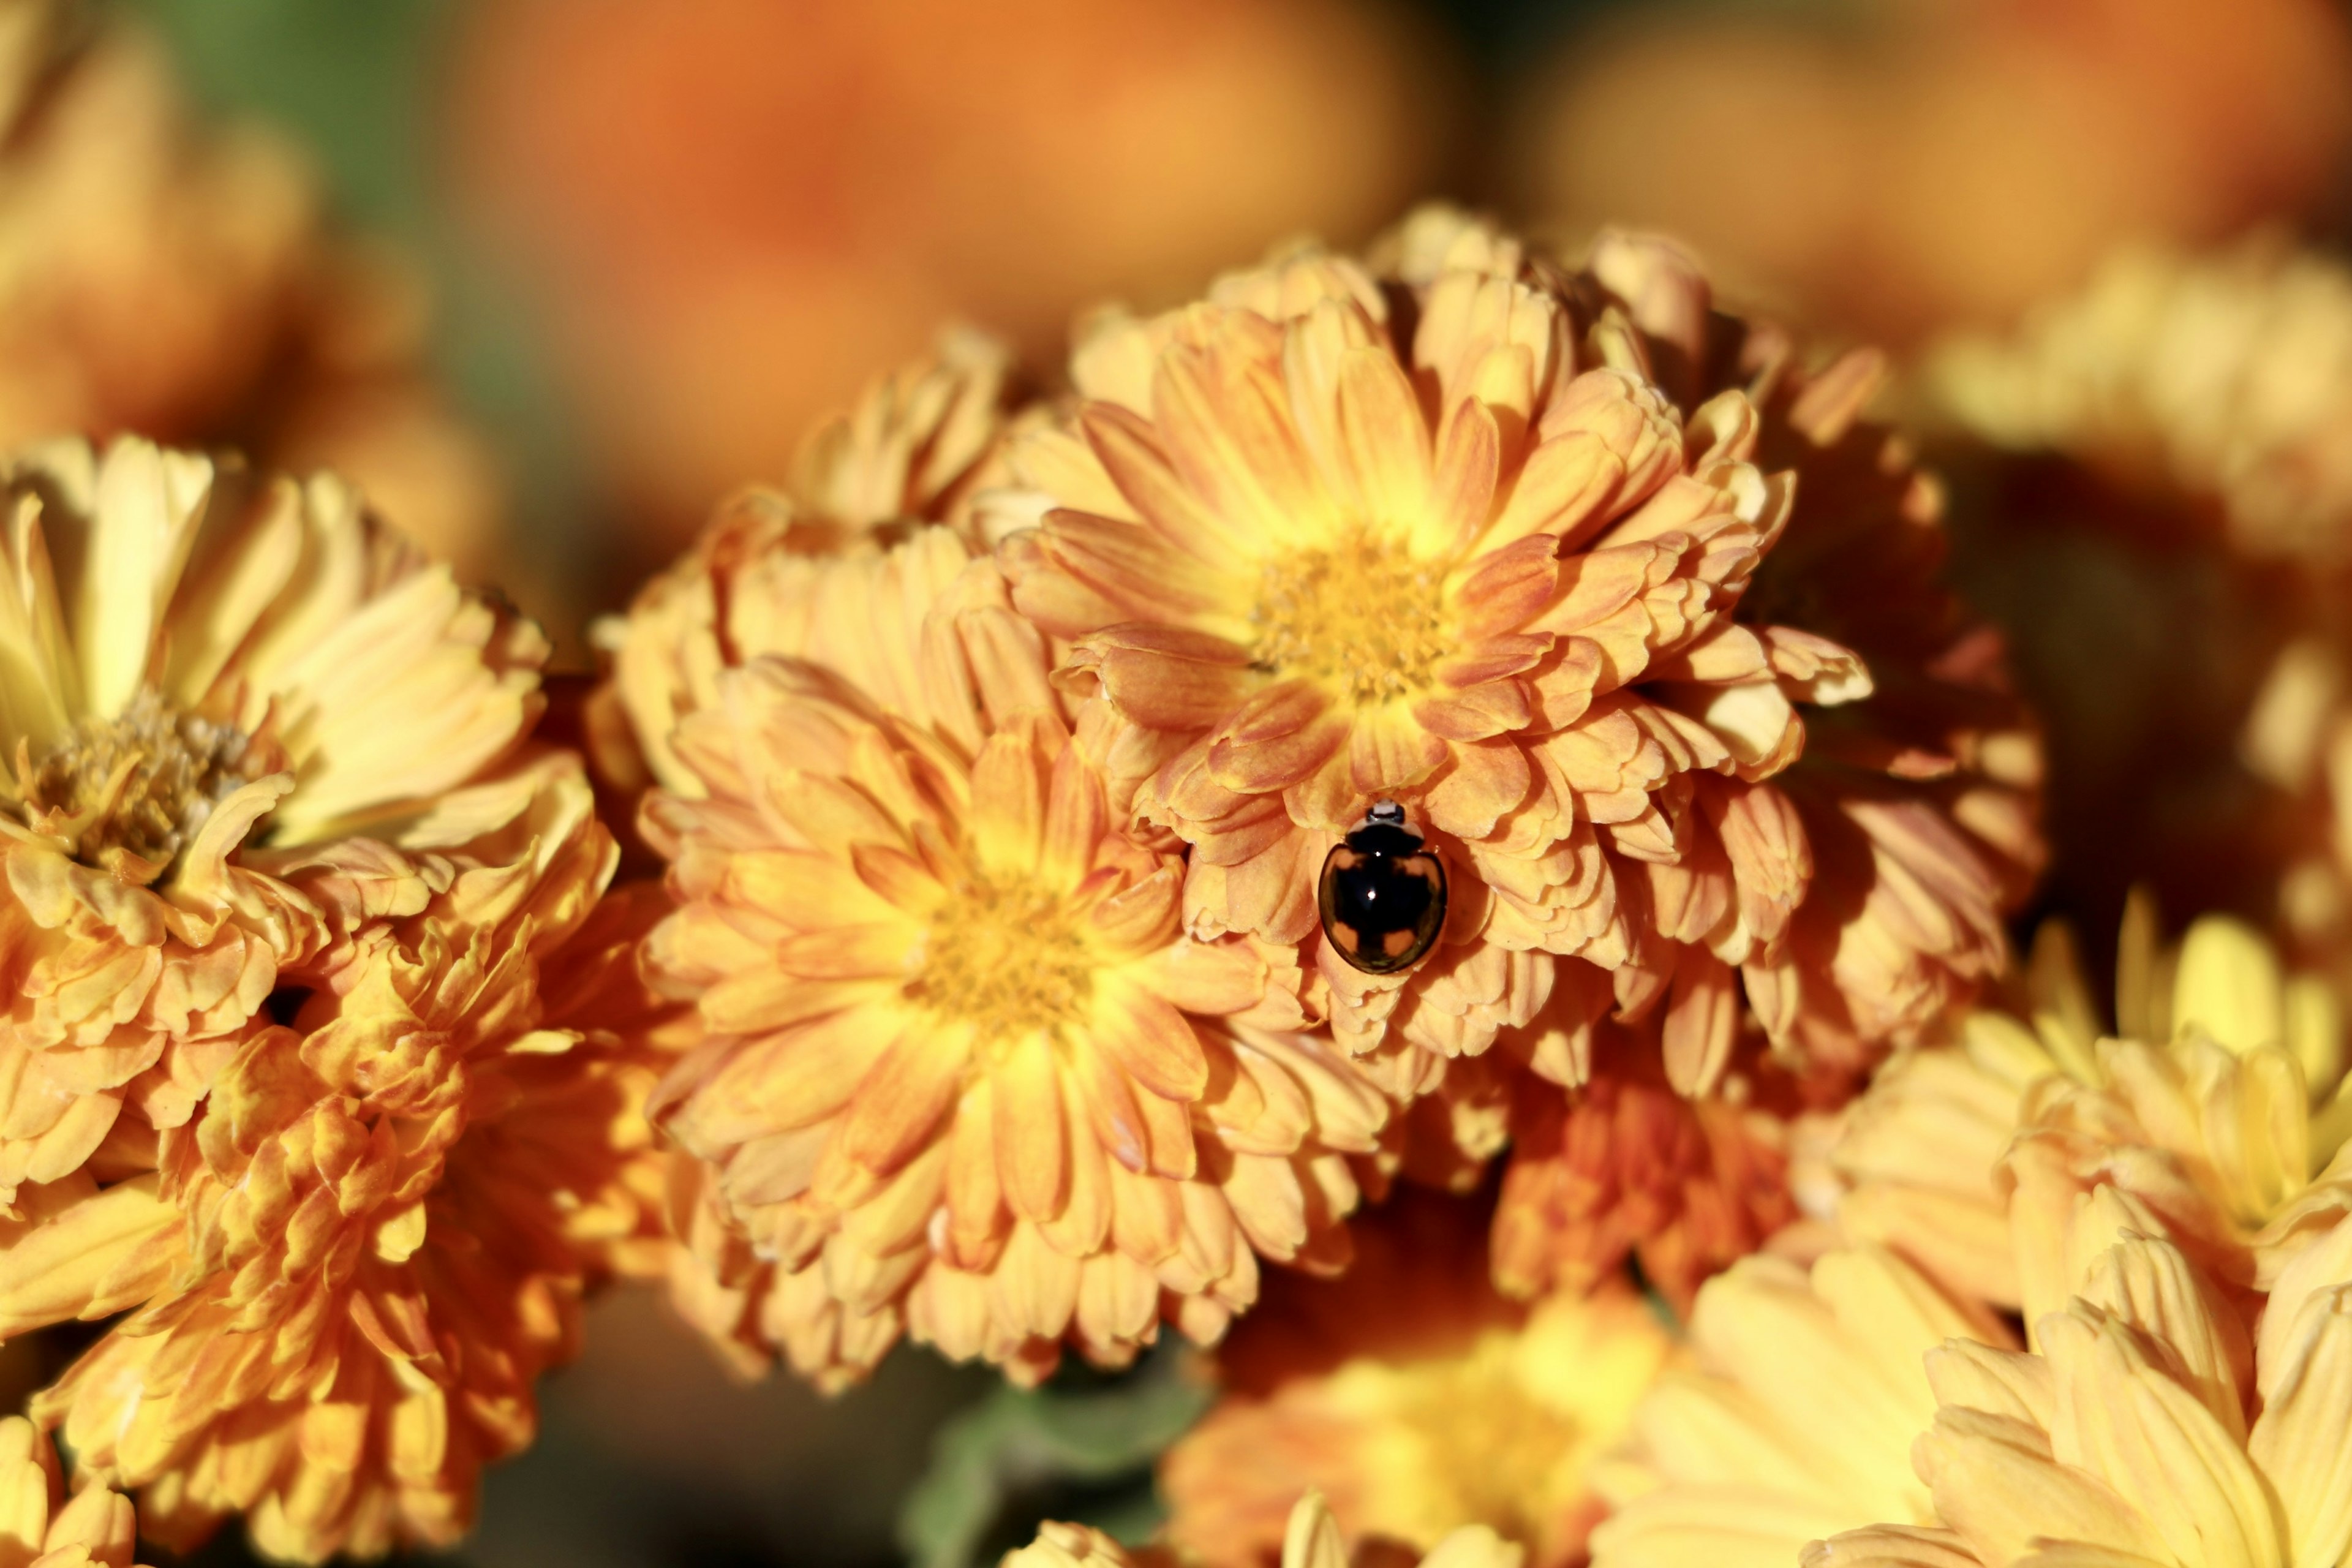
1395 1333 1587 1544
1251 532 1452 706
18 689 252 872
910 869 1096 1046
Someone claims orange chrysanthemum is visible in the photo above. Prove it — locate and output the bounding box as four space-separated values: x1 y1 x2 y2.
1480 960 1821 1312
640 549 1390 1387
2 758 674 1562
0 436 543 1215
992 207 2040 1107
1162 1188 1672 1568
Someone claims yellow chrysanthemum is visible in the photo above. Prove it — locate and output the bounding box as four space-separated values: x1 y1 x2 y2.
993 206 2038 1106
1161 1189 1673 1568
1588 1243 2010 1568
1830 902 2349 1319
597 329 1019 799
1010 1493 1523 1568
0 1415 147 1568
0 758 674 1562
0 436 543 1213
641 551 1389 1388
1811 1231 2352 1568
1931 236 2352 564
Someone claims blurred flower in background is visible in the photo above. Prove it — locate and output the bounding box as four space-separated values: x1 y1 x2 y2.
450 0 1460 562
0 0 501 581
1509 0 2352 347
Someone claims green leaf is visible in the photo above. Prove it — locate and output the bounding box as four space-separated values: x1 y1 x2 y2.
898 1344 1214 1568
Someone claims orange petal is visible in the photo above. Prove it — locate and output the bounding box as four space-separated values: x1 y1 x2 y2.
1096 982 1211 1102
971 722 1052 873
1346 708 1449 796
1132 939 1268 1017
774 923 916 980
1336 344 1432 527
1077 624 1257 732
1425 739 1534 839
1661 950 1738 1098
992 1030 1069 1221
1208 682 1349 795
839 1026 968 1177
1453 532 1560 639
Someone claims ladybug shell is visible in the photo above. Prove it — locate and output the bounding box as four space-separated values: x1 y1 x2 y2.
1317 821 1446 975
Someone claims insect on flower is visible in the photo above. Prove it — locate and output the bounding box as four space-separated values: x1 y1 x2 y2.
1318 801 1447 974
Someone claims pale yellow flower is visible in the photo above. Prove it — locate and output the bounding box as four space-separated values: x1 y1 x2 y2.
1811 1231 2352 1568
0 757 675 1563
0 435 544 1213
1828 902 2349 1319
1588 1245 2011 1568
641 552 1389 1388
1932 235 2352 563
1163 1189 1673 1568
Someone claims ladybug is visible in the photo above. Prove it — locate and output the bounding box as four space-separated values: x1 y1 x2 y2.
1317 800 1446 975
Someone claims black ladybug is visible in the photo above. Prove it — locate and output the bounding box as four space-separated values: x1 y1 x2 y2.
1317 801 1446 974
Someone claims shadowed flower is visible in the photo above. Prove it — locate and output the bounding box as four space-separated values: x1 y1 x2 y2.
1588 1245 2011 1568
1161 1188 1672 1568
1810 1231 2352 1568
1485 959 1820 1313
1830 902 2350 1320
0 756 673 1562
642 555 1388 1388
993 206 2037 1106
1569 227 2043 1077
1014 1493 1522 1568
0 436 543 1215
597 331 1019 799
1932 236 2352 564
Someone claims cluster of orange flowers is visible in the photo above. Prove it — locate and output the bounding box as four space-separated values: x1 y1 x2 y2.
7 15 2352 1566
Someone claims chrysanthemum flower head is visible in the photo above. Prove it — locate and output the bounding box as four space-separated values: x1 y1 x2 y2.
992 206 2039 1103
1010 1493 1523 1568
1588 1243 2010 1568
0 435 544 1212
1161 1188 1673 1568
997 212 1825 1083
641 550 1388 1387
0 753 674 1563
598 329 1018 797
1811 1230 2352 1568
1829 899 2348 1319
